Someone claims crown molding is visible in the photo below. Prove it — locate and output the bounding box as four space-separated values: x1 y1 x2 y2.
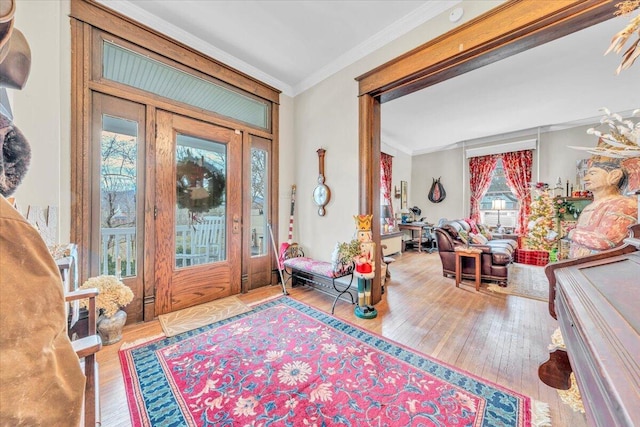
98 0 459 98
293 1 460 96
96 0 294 95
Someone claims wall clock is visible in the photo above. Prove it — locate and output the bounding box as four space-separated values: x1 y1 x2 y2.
313 148 331 216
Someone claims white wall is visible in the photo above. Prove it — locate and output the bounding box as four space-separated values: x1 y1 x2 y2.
277 94 296 243
409 124 596 222
539 124 598 190
411 147 466 224
293 1 501 260
12 0 71 240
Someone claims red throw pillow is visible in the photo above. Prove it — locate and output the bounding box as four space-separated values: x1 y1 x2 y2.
465 218 479 234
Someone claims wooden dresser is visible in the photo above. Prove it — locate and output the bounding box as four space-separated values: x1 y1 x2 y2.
540 226 640 427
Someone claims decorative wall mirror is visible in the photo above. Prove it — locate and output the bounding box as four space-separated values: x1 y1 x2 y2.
400 181 408 210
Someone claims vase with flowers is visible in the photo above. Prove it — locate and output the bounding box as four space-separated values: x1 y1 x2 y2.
79 275 134 345
331 239 360 276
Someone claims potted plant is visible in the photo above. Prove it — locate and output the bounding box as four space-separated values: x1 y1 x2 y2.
79 275 134 345
332 239 361 275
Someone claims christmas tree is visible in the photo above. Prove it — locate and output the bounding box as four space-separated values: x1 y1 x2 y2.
526 187 556 252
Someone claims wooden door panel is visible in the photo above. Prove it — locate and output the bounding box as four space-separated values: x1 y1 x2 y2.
244 135 274 291
153 110 175 315
91 93 146 323
155 110 242 315
170 267 231 310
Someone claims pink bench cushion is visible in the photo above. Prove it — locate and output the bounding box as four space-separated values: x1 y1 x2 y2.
283 257 344 278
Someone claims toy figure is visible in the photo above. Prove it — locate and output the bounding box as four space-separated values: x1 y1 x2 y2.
353 214 377 319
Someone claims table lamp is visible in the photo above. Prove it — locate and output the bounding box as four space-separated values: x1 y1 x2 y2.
492 199 506 229
381 204 392 233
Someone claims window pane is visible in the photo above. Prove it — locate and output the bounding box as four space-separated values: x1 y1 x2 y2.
480 158 519 230
100 115 138 277
251 148 268 257
103 41 269 129
175 135 227 268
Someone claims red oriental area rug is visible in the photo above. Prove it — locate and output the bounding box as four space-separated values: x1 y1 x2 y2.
120 297 550 426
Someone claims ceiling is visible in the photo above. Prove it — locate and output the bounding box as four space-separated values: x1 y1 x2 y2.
382 15 640 155
98 0 454 95
97 1 639 155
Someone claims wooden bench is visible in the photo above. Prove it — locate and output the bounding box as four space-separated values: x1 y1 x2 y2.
283 257 355 314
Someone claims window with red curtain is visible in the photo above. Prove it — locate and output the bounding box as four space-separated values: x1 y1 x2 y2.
472 150 533 234
469 155 498 224
380 153 394 226
500 150 532 235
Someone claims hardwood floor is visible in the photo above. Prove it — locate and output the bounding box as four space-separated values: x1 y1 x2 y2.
97 251 587 426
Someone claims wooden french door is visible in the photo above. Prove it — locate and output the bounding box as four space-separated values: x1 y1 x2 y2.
154 111 242 314
90 93 147 323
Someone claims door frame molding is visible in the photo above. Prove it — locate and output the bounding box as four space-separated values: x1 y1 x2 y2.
71 0 280 320
154 111 243 315
356 0 616 304
89 92 147 323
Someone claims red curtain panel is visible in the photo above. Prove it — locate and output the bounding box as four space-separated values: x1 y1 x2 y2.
500 150 533 235
468 155 498 224
380 152 394 225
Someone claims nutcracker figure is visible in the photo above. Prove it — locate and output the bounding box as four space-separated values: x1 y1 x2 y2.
353 214 378 319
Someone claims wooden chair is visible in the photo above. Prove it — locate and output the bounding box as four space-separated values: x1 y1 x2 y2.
66 289 102 426
57 246 102 426
192 215 225 263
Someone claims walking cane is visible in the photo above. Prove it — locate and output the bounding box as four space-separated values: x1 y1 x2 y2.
268 222 288 295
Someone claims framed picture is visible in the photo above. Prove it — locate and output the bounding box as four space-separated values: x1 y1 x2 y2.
400 181 408 209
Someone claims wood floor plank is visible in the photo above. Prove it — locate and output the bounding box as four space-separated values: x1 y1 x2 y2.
96 251 586 426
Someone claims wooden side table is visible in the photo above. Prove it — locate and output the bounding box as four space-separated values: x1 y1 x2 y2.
454 246 482 291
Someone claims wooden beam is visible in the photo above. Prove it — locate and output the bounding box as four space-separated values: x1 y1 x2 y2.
356 0 616 102
358 94 383 304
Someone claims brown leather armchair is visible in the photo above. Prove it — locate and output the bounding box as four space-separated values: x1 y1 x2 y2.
434 219 517 285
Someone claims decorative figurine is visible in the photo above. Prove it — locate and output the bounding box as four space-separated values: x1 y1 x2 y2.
353 214 378 319
567 110 639 258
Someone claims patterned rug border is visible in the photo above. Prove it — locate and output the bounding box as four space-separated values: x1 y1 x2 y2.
120 296 550 426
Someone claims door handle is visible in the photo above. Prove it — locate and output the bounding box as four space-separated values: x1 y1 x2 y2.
232 215 241 234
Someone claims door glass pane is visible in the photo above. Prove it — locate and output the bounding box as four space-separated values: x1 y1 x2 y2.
100 115 138 277
250 148 268 257
175 134 227 268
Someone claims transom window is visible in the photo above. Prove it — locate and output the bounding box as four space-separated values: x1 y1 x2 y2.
102 41 270 130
